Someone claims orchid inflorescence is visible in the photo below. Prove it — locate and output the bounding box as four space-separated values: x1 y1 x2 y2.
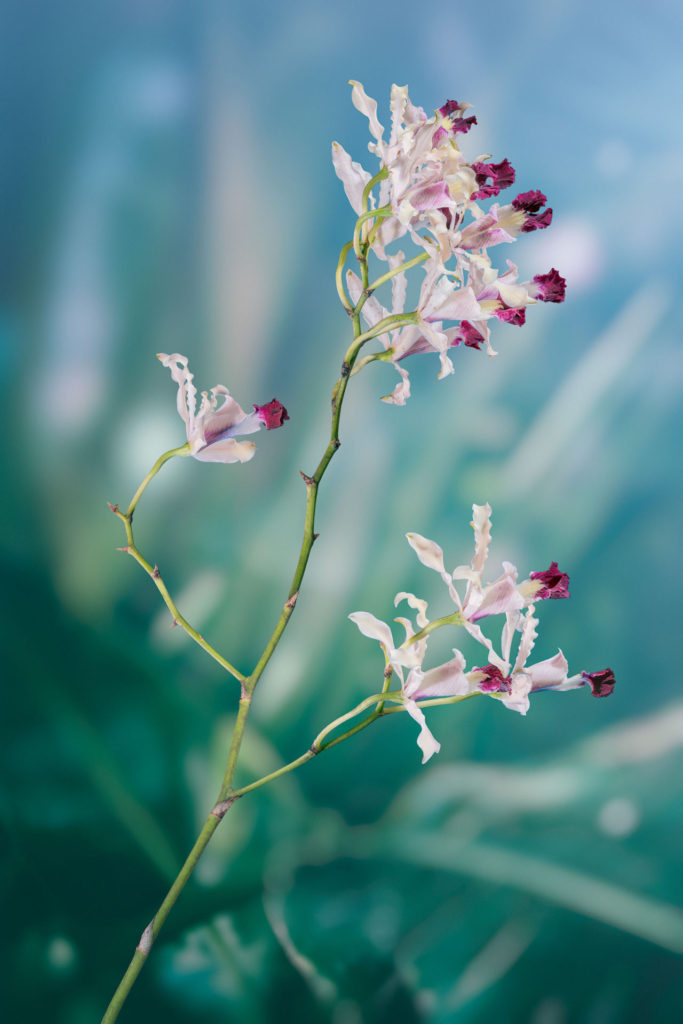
333 82 566 404
350 502 614 763
102 81 612 1023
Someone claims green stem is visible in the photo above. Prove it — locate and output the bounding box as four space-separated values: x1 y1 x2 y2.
353 204 391 260
401 611 464 649
126 444 190 518
103 220 385 1021
335 240 354 314
361 166 388 212
367 252 429 294
111 508 244 684
101 811 223 1024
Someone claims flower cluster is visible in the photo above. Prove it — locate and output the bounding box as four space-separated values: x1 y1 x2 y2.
350 504 614 762
333 83 567 404
158 353 288 463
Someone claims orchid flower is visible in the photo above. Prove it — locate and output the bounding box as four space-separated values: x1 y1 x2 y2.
158 353 288 464
349 593 449 763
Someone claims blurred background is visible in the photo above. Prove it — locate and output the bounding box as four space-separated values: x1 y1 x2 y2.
3 1 683 1021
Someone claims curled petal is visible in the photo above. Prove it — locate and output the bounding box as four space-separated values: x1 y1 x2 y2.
349 81 384 143
331 141 371 215
394 591 430 629
403 697 441 763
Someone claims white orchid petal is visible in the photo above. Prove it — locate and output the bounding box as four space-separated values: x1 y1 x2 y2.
193 439 256 464
394 591 429 628
348 611 394 651
406 532 447 574
331 141 371 215
528 651 571 691
501 672 532 715
349 81 384 143
403 698 441 763
414 651 469 698
471 503 492 574
381 364 411 405
513 605 539 673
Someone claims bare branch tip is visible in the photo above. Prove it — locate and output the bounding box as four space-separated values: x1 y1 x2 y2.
152 565 161 579
116 546 130 554
107 502 119 514
299 470 315 487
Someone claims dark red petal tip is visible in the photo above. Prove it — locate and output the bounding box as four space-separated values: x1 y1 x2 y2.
533 268 567 303
582 668 616 697
529 562 570 600
254 399 289 430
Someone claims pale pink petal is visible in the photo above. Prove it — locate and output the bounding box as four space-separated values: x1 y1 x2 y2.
202 389 250 444
513 605 539 673
348 611 394 651
501 672 532 715
349 81 384 143
331 141 371 215
406 532 446 575
158 352 197 439
471 503 492 574
413 650 469 698
394 591 430 628
527 650 569 691
193 439 256 464
381 364 411 405
403 697 441 763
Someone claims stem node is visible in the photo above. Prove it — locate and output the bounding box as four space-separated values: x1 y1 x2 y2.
136 920 155 956
285 591 299 609
299 470 315 487
211 797 236 820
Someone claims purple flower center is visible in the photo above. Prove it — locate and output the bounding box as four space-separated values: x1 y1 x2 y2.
473 664 512 693
581 668 616 698
254 399 289 430
529 562 570 600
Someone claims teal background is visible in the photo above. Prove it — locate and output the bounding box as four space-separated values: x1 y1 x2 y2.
3 1 683 1021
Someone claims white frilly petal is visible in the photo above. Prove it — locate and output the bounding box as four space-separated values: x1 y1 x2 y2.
331 141 371 215
513 605 539 673
349 81 385 144
394 590 429 628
